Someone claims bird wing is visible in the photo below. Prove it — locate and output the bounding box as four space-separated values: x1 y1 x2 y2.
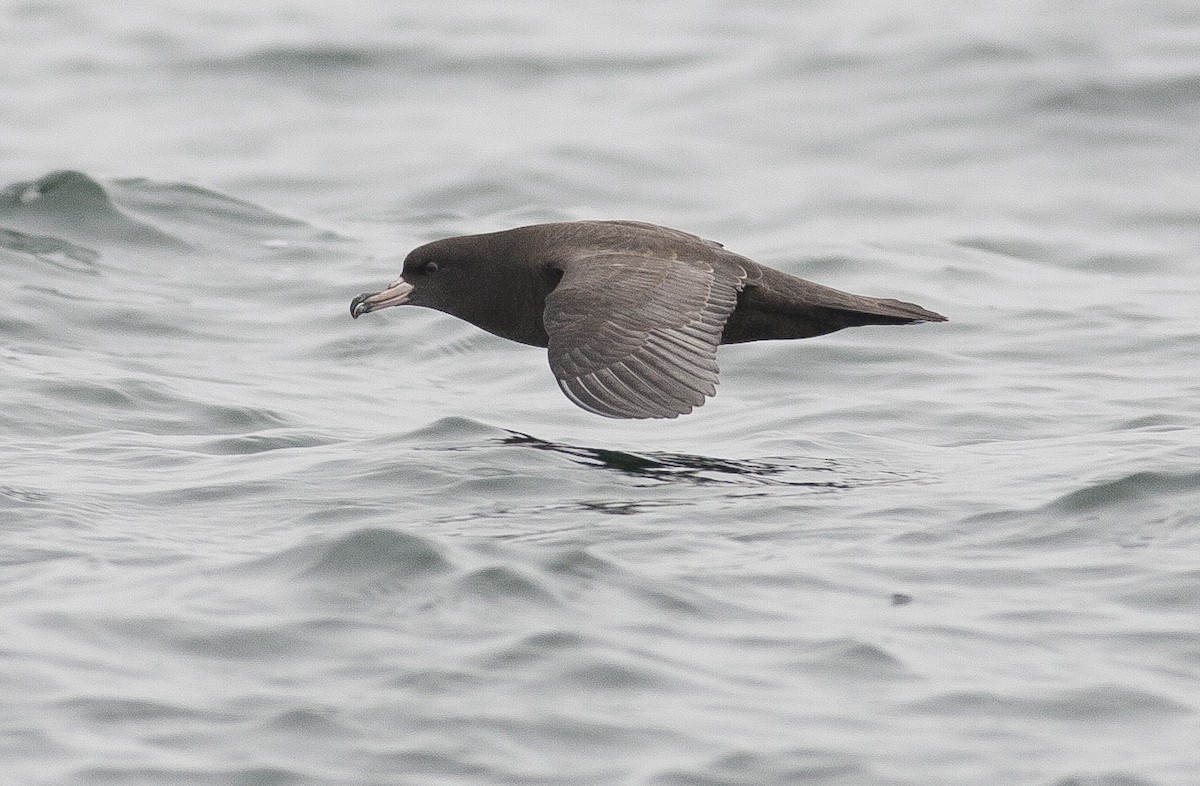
543 253 745 419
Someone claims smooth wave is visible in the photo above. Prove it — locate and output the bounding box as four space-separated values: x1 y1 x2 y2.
1050 470 1200 513
0 170 187 249
196 41 706 81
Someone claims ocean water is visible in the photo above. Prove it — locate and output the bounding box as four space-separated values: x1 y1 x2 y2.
3 1 1200 784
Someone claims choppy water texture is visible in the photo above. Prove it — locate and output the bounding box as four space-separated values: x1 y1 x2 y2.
3 2 1200 784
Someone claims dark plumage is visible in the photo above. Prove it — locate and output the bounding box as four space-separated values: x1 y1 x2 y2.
350 220 946 419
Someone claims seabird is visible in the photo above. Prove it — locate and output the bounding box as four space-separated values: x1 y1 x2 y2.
351 220 946 419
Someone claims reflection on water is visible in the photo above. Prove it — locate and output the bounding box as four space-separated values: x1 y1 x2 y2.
500 430 921 490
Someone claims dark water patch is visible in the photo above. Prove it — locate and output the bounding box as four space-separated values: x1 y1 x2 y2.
299 528 452 581
387 665 490 697
1116 508 1200 550
0 171 187 249
41 378 171 414
430 48 705 79
556 654 683 693
479 629 591 670
985 606 1113 629
0 485 54 506
950 508 1114 550
949 236 1178 279
1089 631 1200 669
14 282 117 315
230 528 446 583
148 480 282 506
57 695 230 724
321 332 402 362
926 37 1039 69
64 765 317 786
197 431 335 455
0 724 65 763
0 545 77 569
0 313 35 339
1049 775 1159 786
0 226 100 270
1032 73 1200 118
952 234 1053 262
400 416 510 445
77 612 313 665
23 376 291 437
909 684 1189 722
650 747 869 786
229 528 459 608
361 746 505 784
466 632 688 697
544 548 622 581
351 460 463 499
1050 471 1200 514
1114 570 1200 614
295 504 394 528
259 706 346 736
202 41 704 83
630 585 714 617
796 638 913 683
542 548 752 621
1064 250 1180 276
198 404 292 434
108 176 320 248
220 43 395 73
486 712 685 759
946 467 1200 549
177 624 312 661
0 484 124 533
452 565 559 606
440 469 576 504
81 306 203 339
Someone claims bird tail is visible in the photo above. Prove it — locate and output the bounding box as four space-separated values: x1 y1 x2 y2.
842 295 947 325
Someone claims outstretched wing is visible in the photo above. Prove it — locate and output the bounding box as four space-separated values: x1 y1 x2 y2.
543 253 745 419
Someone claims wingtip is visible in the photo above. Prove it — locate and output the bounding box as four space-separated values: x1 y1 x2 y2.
874 298 947 325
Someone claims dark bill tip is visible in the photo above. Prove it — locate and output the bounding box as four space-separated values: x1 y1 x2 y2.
350 293 372 319
349 277 413 320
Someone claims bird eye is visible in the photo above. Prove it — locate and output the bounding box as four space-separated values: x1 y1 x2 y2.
424 262 439 274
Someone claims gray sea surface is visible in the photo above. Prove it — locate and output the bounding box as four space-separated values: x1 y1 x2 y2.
3 1 1200 784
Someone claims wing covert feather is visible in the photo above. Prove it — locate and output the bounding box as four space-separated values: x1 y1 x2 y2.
544 253 744 419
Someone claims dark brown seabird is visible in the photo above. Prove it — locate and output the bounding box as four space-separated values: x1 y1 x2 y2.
350 220 946 419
